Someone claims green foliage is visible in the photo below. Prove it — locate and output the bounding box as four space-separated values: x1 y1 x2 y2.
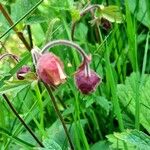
127 0 150 28
117 72 150 133
0 0 150 149
38 139 62 150
107 129 150 150
91 140 110 150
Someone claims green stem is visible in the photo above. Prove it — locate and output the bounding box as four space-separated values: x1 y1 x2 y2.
44 83 74 150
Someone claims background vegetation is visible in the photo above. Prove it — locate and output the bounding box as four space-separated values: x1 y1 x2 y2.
0 0 150 149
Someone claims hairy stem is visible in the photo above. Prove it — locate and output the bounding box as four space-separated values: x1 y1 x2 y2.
71 4 100 40
2 94 44 147
41 40 88 59
0 53 19 62
44 83 74 150
41 39 91 76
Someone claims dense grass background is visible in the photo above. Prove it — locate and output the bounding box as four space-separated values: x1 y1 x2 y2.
0 0 150 149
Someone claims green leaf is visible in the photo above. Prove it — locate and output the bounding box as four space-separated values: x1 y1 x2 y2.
117 72 150 133
95 96 112 116
45 120 69 149
0 80 30 96
11 0 40 22
38 139 62 150
74 23 88 42
91 140 110 150
107 129 150 150
97 5 124 23
127 0 150 28
25 15 47 25
0 127 34 148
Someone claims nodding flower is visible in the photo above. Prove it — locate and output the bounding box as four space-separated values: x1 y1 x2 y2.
36 53 66 86
31 40 101 93
74 57 101 94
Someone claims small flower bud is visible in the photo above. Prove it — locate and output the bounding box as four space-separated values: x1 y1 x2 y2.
75 67 101 94
37 53 66 86
101 18 112 31
17 66 30 80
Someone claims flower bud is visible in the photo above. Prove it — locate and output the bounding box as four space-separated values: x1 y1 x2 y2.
101 18 112 31
37 53 66 86
74 67 101 94
17 66 30 80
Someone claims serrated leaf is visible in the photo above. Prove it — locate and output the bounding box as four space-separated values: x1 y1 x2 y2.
117 72 150 133
107 129 150 150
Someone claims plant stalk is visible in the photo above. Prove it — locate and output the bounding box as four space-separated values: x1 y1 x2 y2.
71 4 100 40
44 83 74 150
0 3 31 50
2 94 44 147
0 0 43 41
40 39 91 75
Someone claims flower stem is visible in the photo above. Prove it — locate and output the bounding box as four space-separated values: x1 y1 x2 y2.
0 53 19 62
2 94 44 147
41 39 88 59
44 83 74 150
41 39 91 76
71 4 100 40
0 0 43 42
0 3 31 50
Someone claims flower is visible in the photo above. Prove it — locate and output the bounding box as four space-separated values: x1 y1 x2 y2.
101 18 112 31
74 64 101 94
17 66 30 80
37 53 66 86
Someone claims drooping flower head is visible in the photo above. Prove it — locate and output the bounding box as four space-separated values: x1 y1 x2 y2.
36 52 66 86
31 40 101 93
74 56 101 94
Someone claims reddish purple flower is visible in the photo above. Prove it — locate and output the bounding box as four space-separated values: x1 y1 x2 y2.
17 66 30 80
101 18 112 31
37 53 66 86
74 66 101 94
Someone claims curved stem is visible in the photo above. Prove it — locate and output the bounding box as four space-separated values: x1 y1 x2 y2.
71 4 100 40
41 40 88 59
80 4 100 16
0 53 19 62
41 39 91 76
